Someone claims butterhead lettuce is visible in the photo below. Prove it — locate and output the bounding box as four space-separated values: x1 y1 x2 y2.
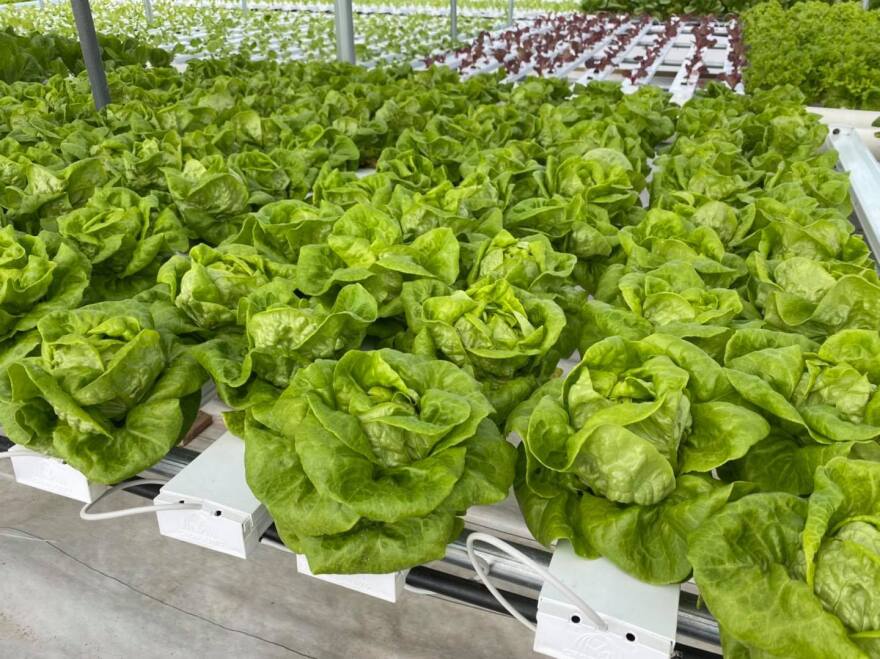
690 458 880 659
239 348 516 574
509 334 768 583
0 299 206 483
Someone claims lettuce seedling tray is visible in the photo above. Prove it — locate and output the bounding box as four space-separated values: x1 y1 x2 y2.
421 14 744 102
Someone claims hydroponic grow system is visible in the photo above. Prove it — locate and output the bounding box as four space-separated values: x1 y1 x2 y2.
3 119 878 656
2 1 880 657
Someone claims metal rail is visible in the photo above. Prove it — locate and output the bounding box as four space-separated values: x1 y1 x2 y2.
828 125 880 260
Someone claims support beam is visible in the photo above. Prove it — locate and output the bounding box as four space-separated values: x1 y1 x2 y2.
70 0 111 110
241 0 248 10
450 0 457 41
144 0 153 24
334 0 356 64
507 0 514 26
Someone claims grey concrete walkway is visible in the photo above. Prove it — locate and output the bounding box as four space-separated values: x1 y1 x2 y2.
0 475 538 659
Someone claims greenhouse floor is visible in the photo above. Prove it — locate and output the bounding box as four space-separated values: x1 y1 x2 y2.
0 475 537 659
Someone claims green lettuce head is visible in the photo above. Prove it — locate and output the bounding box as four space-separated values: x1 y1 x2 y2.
157 242 297 332
690 458 880 659
723 328 880 444
746 253 880 339
163 157 250 245
0 300 206 483
401 277 568 422
192 283 377 409
228 198 341 264
296 203 459 318
548 150 645 224
241 348 516 574
720 328 880 494
502 194 618 289
509 334 767 583
56 186 188 301
614 208 747 289
735 194 869 265
582 259 746 358
0 225 89 351
465 228 578 295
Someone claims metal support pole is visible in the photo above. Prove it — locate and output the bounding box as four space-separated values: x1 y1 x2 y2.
241 0 248 10
334 0 356 64
143 0 153 24
70 0 111 110
507 0 514 26
450 0 457 41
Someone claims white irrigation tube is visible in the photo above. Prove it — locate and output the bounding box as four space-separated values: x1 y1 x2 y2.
80 479 202 521
466 533 607 634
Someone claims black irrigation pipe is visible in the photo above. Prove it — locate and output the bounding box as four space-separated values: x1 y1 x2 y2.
406 565 538 622
260 524 539 621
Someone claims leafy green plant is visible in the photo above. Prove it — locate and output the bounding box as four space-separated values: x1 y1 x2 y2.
0 299 206 483
193 283 378 408
509 333 768 583
157 242 296 332
742 1 880 110
745 253 880 339
57 186 188 301
690 458 880 658
163 157 251 245
399 277 569 420
721 328 880 444
295 203 461 317
0 225 89 352
237 348 516 573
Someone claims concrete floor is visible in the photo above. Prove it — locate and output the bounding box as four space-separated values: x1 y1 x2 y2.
0 474 538 659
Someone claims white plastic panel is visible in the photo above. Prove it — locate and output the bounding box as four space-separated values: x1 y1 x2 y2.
425 14 745 103
155 433 272 559
296 554 407 603
8 446 106 503
535 542 679 659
